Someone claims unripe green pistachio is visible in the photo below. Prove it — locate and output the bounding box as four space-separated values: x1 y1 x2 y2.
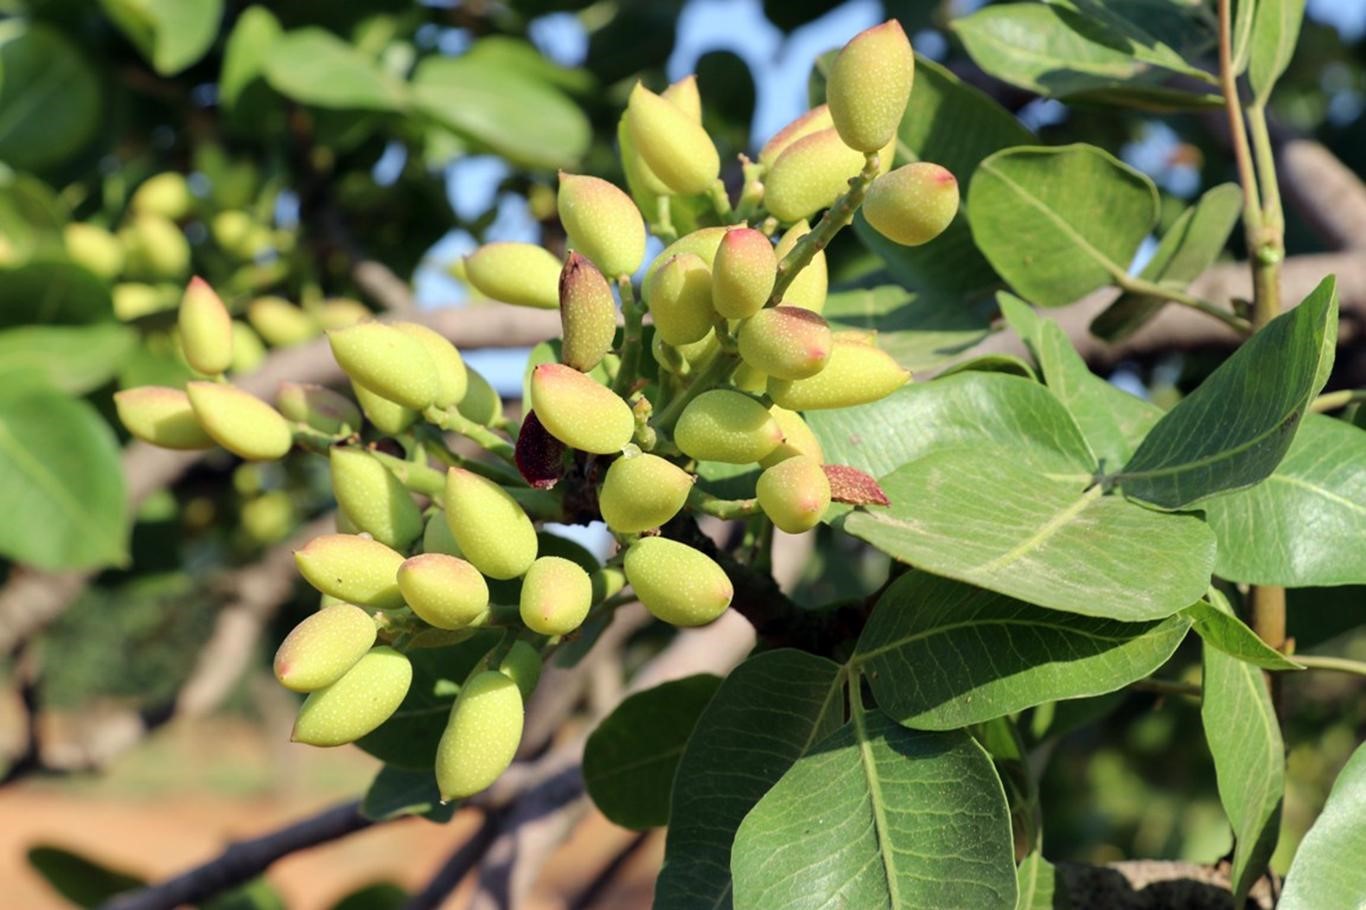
756 455 831 533
211 210 270 260
329 449 423 549
559 252 617 372
457 367 503 427
114 386 214 450
352 382 417 435
626 82 721 196
773 220 828 312
499 641 543 702
241 490 294 543
464 243 562 309
277 382 362 436
862 162 960 247
558 173 646 278
712 228 777 320
247 296 320 346
826 20 914 153
395 322 467 408
131 172 193 220
63 223 124 280
231 322 267 373
186 381 292 460
292 646 412 747
768 338 909 410
592 566 627 603
644 227 727 286
662 74 702 121
435 670 524 800
122 214 190 280
624 538 732 627
520 556 592 636
758 105 835 168
674 389 783 464
273 603 377 693
423 512 462 557
113 282 178 321
731 360 769 394
646 252 715 346
316 297 371 330
335 510 360 535
761 406 825 467
529 364 634 454
178 277 234 375
764 129 893 223
329 322 439 410
618 114 673 198
598 452 693 533
294 533 406 609
397 553 490 629
737 306 832 379
444 468 538 580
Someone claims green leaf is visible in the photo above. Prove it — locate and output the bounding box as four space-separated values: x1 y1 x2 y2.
0 22 102 171
27 845 143 907
1184 593 1303 671
0 261 114 326
936 354 1037 381
583 674 721 830
329 883 407 910
1091 183 1243 341
1279 740 1366 910
1016 852 1068 910
855 571 1192 729
1204 414 1366 586
412 54 591 171
361 764 456 824
821 285 992 373
0 324 134 395
846 450 1216 620
1232 0 1257 73
219 6 281 110
656 650 845 910
1116 277 1339 508
0 389 126 569
100 0 222 75
1247 0 1305 103
204 879 286 910
0 170 69 263
1201 634 1284 905
968 145 1159 308
265 28 407 111
731 710 1017 910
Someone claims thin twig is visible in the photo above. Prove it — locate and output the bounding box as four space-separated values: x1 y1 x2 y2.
1291 654 1366 678
567 831 653 910
402 810 503 910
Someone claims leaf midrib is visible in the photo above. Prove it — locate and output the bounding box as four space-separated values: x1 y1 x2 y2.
856 612 1154 663
851 704 901 908
1120 409 1303 484
0 412 100 545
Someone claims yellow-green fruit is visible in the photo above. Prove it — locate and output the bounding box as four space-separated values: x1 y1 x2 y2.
329 448 423 549
273 603 377 693
737 306 832 380
114 386 214 450
674 389 783 464
423 512 462 557
212 210 269 260
241 490 294 544
644 226 727 286
862 162 960 247
761 406 824 467
774 220 828 312
464 243 562 309
558 172 646 278
731 360 768 394
396 553 490 629
499 641 543 702
626 82 720 196
559 252 618 372
712 228 777 320
435 670 524 800
395 322 467 408
353 382 417 435
329 322 439 410
131 172 193 220
592 566 626 603
294 533 406 609
646 252 714 346
756 455 831 533
520 556 592 636
247 296 320 346
826 20 914 153
231 322 267 373
113 283 179 321
764 129 893 223
662 74 702 121
64 223 124 279
530 364 633 454
768 338 909 410
292 646 412 747
316 297 371 330
186 381 293 460
457 367 503 427
758 105 835 168
122 214 190 279
618 114 673 198
277 382 362 436
598 452 693 533
624 538 732 627
178 277 234 375
444 468 538 580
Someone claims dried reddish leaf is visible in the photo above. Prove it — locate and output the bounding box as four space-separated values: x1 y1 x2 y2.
515 412 567 490
823 464 890 506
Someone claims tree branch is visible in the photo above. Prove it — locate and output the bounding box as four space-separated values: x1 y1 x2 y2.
401 810 503 910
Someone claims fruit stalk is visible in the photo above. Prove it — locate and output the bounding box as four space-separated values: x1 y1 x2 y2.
611 276 644 396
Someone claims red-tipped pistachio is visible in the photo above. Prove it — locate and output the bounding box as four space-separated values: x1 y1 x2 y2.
737 306 833 380
351 381 417 435
768 337 909 410
520 556 593 636
559 253 618 372
646 252 715 345
530 363 634 454
499 641 543 702
626 82 720 196
186 381 293 460
756 455 831 533
862 162 960 247
247 296 320 346
712 228 777 320
292 646 412 747
674 389 784 464
436 670 524 800
394 322 468 408
178 277 233 375
758 105 835 168
328 322 438 410
294 533 406 609
273 603 377 693
465 242 562 309
558 173 646 278
277 382 362 436
115 386 214 450
624 538 732 627
444 468 538 580
773 219 828 312
761 406 825 467
599 451 693 533
826 20 915 153
764 128 893 223
397 553 490 629
329 448 423 549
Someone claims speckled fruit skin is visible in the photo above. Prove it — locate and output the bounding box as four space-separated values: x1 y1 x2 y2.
436 670 525 800
115 386 214 450
558 173 646 278
185 381 293 460
624 538 733 627
294 533 406 609
397 553 490 629
277 382 361 436
761 406 825 467
662 74 701 121
273 603 376 693
499 641 543 701
773 220 828 312
291 646 412 747
737 306 833 380
329 448 423 550
328 322 438 410
457 367 503 427
862 162 960 247
248 297 319 346
520 556 593 636
625 82 720 197
351 382 417 435
712 228 777 320
464 243 563 309
826 20 915 153
674 389 784 464
756 455 832 533
598 452 693 533
768 338 909 410
763 129 894 223
758 105 834 168
646 252 715 346
395 322 467 408
178 277 233 375
530 363 634 455
559 253 618 372
645 227 728 287
443 468 538 580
